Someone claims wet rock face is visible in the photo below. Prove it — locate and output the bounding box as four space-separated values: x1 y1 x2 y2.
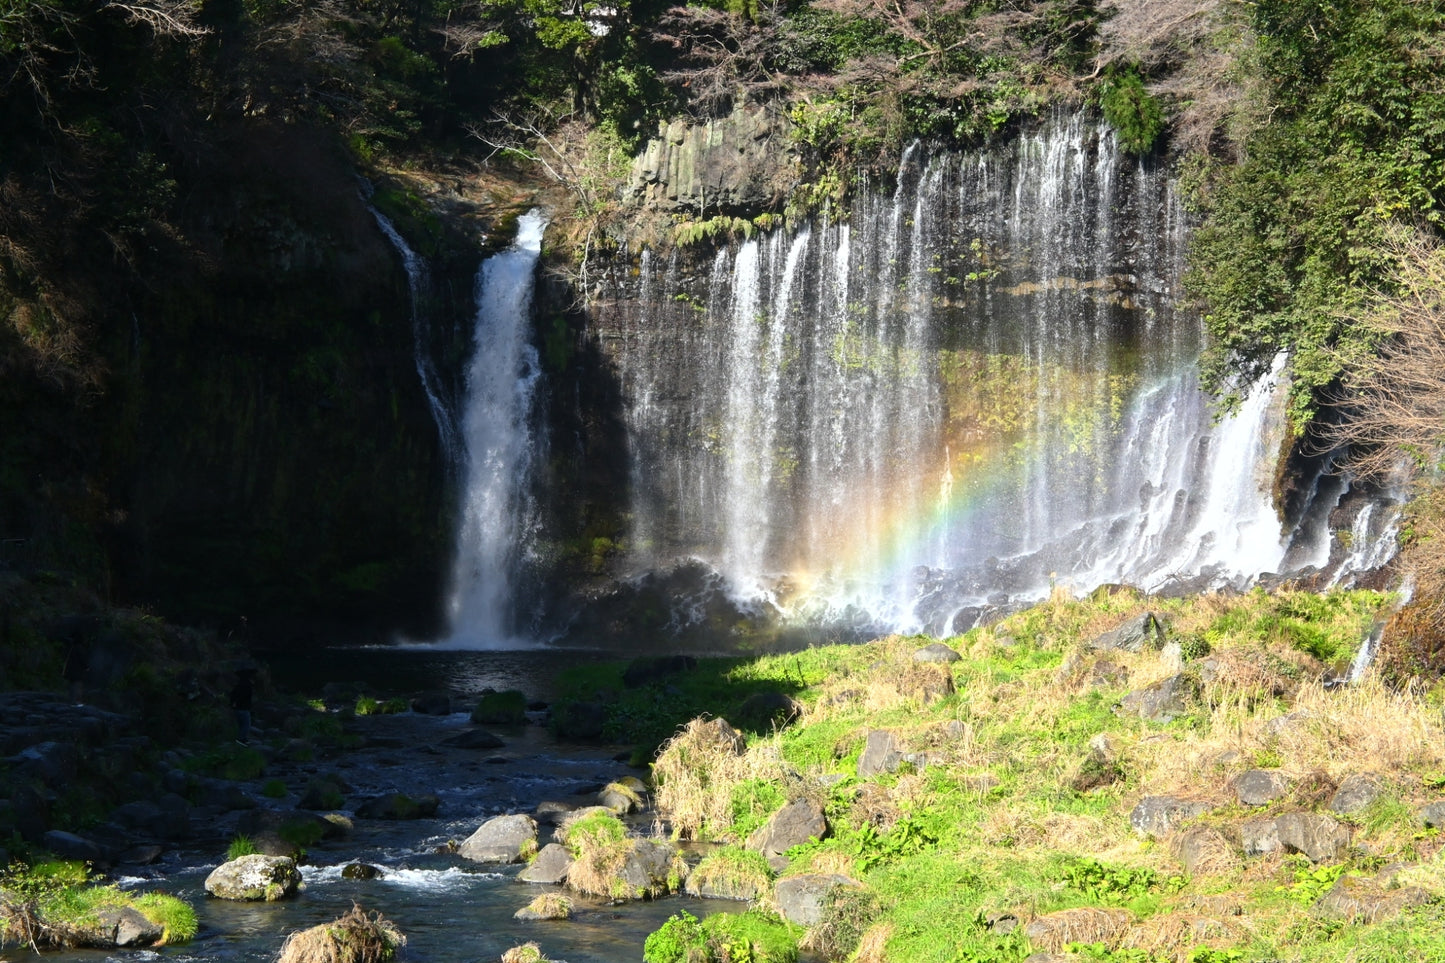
204 854 302 901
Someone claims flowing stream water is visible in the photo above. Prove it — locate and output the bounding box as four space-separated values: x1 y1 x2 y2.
51 651 735 963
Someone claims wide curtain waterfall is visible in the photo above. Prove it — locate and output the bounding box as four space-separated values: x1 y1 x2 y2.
592 113 1332 637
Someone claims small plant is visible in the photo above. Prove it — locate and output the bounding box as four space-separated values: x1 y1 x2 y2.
227 836 259 860
473 689 528 725
1277 860 1349 905
131 892 198 943
276 904 405 963
262 779 288 798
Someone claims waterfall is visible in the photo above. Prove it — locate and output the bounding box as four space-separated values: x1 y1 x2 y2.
593 113 1386 638
445 212 547 648
369 206 461 467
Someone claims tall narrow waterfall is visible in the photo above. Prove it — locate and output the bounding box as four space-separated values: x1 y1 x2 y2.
445 212 547 647
594 113 1349 637
369 206 460 467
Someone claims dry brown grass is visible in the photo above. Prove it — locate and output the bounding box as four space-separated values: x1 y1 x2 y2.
851 922 893 963
1023 907 1132 953
561 816 633 900
652 718 789 841
276 905 404 963
1123 910 1251 962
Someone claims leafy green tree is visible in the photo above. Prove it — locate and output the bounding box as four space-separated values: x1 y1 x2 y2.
1186 0 1445 425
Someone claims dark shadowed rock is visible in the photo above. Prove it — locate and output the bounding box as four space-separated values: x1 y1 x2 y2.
43 830 106 865
410 692 452 715
747 798 828 858
1330 773 1384 814
1129 796 1211 838
519 843 574 884
441 729 506 750
341 863 383 879
773 874 865 926
733 692 804 731
1089 612 1167 652
622 655 698 688
1231 769 1293 807
692 717 747 755
459 813 537 864
1276 812 1350 862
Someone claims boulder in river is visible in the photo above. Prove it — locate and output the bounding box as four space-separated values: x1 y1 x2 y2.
458 813 538 864
204 854 301 901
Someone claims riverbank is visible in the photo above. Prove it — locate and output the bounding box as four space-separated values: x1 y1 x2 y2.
5 583 1445 962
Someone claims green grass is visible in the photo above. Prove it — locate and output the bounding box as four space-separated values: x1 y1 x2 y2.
226 835 259 860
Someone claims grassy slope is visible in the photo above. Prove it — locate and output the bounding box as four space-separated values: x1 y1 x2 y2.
567 587 1445 962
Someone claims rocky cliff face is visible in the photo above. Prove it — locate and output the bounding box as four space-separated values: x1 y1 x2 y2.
626 103 798 214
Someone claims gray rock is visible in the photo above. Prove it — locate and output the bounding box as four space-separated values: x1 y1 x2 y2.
1129 796 1211 838
458 813 538 864
1117 673 1200 723
611 839 684 899
1330 774 1384 814
204 854 302 901
1276 812 1350 862
913 642 961 663
1090 612 1167 652
1420 800 1445 828
773 873 865 926
747 798 828 858
1318 874 1431 922
857 730 902 777
519 843 574 884
1239 816 1282 856
1231 769 1293 806
42 829 106 865
598 782 644 814
91 906 165 947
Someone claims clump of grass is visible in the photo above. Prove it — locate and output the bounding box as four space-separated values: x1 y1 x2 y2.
501 943 554 963
644 910 798 963
686 846 774 901
517 893 572 919
131 892 198 943
560 810 633 899
472 689 528 725
227 836 259 860
653 717 788 841
262 779 288 798
276 903 404 963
